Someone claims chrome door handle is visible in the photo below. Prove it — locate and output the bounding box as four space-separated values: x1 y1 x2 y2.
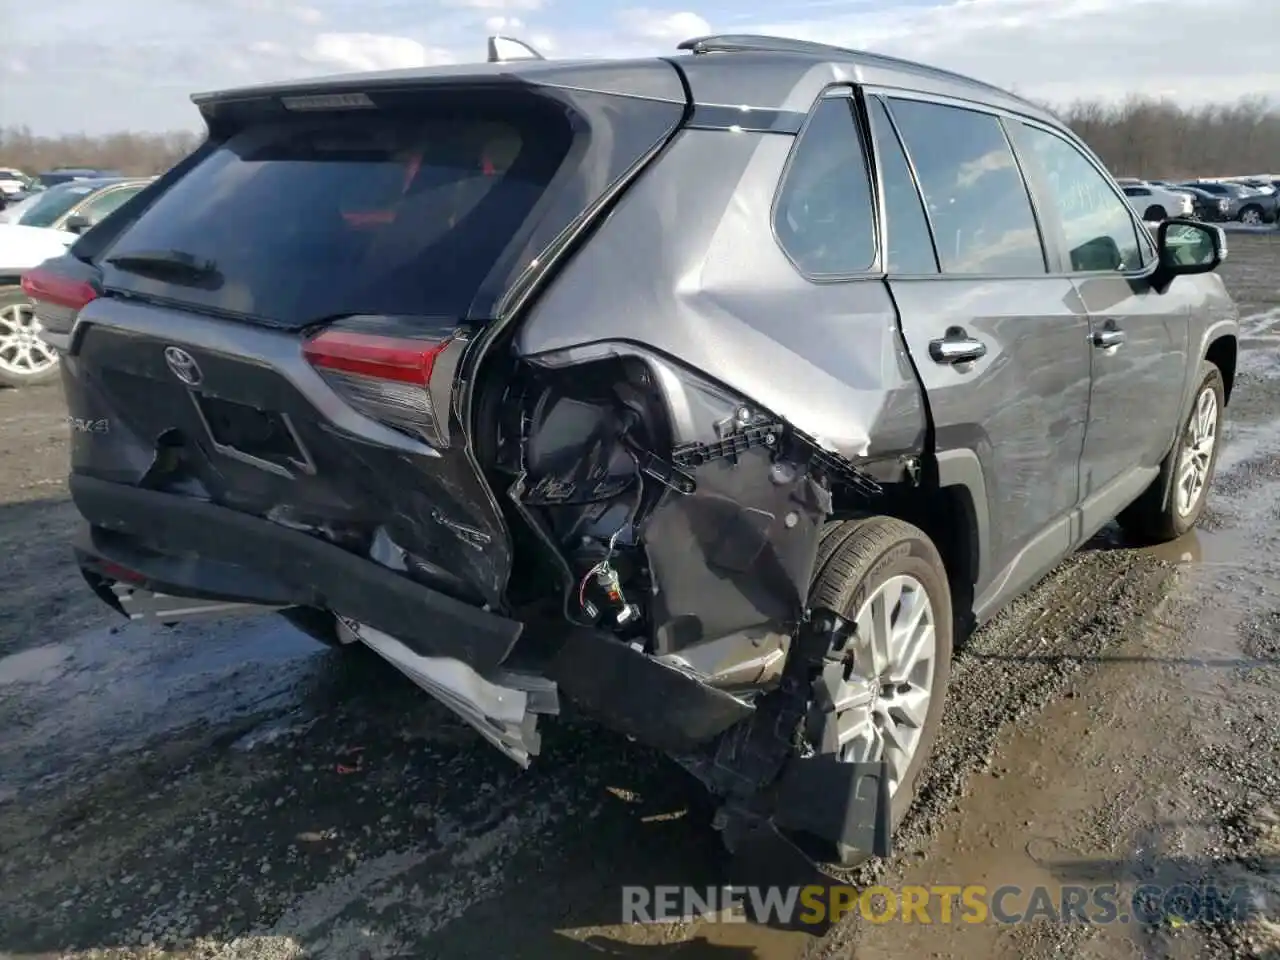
1092 328 1126 348
929 332 987 365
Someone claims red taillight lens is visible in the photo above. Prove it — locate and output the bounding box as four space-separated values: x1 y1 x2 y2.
21 267 98 310
303 329 457 447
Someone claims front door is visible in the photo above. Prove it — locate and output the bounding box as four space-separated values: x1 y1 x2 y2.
874 95 1092 593
1007 120 1192 502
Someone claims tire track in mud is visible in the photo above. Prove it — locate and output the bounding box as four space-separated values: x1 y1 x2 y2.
815 545 1178 955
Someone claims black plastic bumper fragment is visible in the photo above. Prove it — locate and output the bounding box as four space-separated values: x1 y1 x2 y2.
545 628 754 753
68 474 523 672
772 756 892 862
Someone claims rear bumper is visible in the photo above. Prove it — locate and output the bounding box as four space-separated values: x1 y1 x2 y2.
69 474 523 673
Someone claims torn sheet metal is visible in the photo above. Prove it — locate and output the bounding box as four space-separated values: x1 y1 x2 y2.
345 619 558 767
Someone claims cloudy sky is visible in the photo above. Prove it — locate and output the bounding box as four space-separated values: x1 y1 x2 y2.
2 0 1277 133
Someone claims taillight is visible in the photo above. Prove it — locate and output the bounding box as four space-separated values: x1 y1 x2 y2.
20 263 100 336
21 266 98 309
303 327 461 447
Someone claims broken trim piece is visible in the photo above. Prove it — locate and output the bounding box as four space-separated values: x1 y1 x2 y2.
110 583 281 622
345 619 558 767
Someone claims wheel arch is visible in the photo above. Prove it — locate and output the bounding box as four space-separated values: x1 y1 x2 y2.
1205 333 1237 405
861 448 987 640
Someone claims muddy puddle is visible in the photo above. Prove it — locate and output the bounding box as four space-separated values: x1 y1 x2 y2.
0 613 330 800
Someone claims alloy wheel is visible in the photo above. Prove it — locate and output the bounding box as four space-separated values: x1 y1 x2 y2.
0 301 58 379
810 574 937 794
1176 386 1218 517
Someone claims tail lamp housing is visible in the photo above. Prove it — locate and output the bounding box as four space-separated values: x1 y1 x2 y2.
302 322 465 448
20 263 101 337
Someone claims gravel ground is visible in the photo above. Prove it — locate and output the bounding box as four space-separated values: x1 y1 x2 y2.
0 236 1278 960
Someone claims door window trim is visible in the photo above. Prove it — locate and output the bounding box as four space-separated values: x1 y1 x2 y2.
860 84 1161 281
769 83 884 282
1004 116 1159 279
862 93 942 277
862 86 1054 281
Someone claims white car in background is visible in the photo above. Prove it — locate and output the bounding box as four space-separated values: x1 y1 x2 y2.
1115 179 1195 222
0 176 151 387
0 223 79 387
0 168 30 198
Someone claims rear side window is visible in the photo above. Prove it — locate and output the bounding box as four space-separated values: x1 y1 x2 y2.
867 98 938 275
886 98 1045 276
101 101 574 326
774 95 877 277
1011 123 1146 272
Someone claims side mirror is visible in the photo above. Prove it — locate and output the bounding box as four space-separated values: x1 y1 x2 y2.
63 214 92 235
1151 218 1226 291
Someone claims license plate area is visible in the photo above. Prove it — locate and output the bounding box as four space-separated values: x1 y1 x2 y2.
190 393 315 478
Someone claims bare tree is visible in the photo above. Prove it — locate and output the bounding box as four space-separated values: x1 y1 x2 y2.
0 127 200 177
1046 95 1280 177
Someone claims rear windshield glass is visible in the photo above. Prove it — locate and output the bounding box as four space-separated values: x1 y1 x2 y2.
101 100 574 326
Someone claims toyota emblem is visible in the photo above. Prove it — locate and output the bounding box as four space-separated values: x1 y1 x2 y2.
163 346 202 386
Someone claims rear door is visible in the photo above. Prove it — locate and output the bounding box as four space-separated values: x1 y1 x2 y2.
1007 120 1192 511
869 92 1092 604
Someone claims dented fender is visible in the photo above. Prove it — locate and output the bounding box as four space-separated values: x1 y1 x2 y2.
512 125 928 465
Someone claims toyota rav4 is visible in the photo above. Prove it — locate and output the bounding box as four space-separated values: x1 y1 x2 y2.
26 34 1238 869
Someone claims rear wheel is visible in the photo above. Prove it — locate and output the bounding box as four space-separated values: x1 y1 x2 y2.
804 516 953 865
1143 204 1168 222
1119 363 1224 543
1239 205 1264 225
0 286 60 388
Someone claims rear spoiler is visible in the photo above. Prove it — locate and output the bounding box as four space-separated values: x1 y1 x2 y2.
487 36 546 63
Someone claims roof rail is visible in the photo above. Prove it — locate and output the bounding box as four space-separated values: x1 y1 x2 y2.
487 35 546 63
677 34 855 58
676 33 1040 108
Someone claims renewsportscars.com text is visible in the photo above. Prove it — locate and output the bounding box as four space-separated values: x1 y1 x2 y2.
621 883 1259 926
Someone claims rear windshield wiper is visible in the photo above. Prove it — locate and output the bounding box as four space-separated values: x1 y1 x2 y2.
105 249 223 289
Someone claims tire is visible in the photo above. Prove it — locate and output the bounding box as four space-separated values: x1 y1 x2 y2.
1118 363 1224 543
1143 205 1168 222
804 516 953 866
0 285 60 388
1238 205 1264 225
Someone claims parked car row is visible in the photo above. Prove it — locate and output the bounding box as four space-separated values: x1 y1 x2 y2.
0 167 125 210
1118 175 1278 225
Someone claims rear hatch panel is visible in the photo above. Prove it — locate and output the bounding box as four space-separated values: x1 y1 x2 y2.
54 64 689 615
65 299 506 604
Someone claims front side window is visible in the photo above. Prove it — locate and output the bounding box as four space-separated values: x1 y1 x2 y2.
1012 123 1144 272
75 184 146 227
868 98 938 274
773 94 877 277
885 98 1045 276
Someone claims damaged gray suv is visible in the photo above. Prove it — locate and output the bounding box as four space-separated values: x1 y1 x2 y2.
29 34 1238 869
